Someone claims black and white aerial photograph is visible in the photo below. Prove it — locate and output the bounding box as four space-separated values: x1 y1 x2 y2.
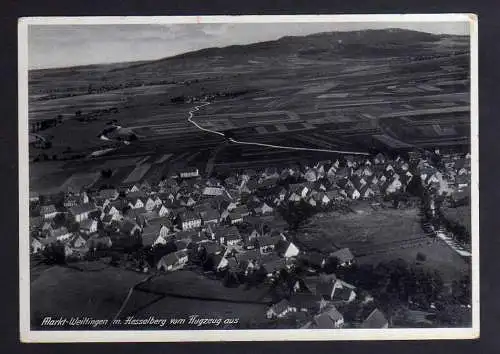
19 15 478 342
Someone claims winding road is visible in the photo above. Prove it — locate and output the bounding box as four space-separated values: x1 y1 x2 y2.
187 101 370 156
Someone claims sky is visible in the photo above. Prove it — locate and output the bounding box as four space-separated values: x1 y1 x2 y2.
28 21 470 70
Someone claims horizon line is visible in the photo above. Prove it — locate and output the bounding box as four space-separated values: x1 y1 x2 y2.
28 26 469 71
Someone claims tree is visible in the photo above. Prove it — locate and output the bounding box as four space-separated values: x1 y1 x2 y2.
42 241 66 264
406 174 423 197
279 200 316 231
100 169 112 179
416 252 427 262
223 270 240 287
323 256 339 274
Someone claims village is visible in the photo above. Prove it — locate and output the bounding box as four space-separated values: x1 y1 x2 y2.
29 149 472 329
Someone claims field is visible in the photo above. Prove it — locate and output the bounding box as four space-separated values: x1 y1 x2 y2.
300 205 424 255
30 265 146 328
28 29 471 193
119 270 271 329
442 205 472 235
298 203 469 283
30 265 270 330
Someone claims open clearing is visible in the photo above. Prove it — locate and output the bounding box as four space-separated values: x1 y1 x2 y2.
300 205 424 254
299 205 469 282
30 265 146 328
442 205 472 235
120 270 271 329
30 265 270 330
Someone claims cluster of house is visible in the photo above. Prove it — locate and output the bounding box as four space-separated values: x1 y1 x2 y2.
416 151 471 204
29 151 461 261
28 150 470 328
265 270 389 329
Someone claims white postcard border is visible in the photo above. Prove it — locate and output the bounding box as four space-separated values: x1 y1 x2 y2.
18 14 479 342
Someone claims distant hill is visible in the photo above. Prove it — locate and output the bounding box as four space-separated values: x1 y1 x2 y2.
170 29 447 59
29 28 469 100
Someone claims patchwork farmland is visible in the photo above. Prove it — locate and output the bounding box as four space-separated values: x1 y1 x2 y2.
29 29 470 194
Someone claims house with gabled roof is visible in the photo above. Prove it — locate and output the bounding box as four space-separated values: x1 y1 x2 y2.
328 248 355 267
258 235 282 255
313 192 330 206
99 188 119 201
126 189 147 199
125 207 147 223
51 226 72 241
174 239 190 251
119 220 141 237
179 196 196 207
101 213 122 226
105 203 122 217
312 305 344 328
261 255 287 277
159 190 176 204
385 177 403 194
326 190 343 203
179 167 199 179
345 186 361 200
455 174 469 190
127 184 141 193
174 230 199 249
326 165 337 178
30 216 43 231
224 175 238 187
257 177 278 190
282 241 300 259
236 249 260 274
80 218 98 235
304 168 318 182
202 186 225 197
141 218 171 248
70 203 97 222
254 202 274 215
226 210 245 225
157 250 189 271
202 208 220 225
359 185 375 199
177 210 201 230
374 153 386 165
307 195 317 207
63 195 79 208
220 226 242 246
262 167 279 180
29 191 40 202
40 204 58 220
86 235 113 251
156 204 170 217
68 234 88 249
289 292 323 313
140 180 151 192
331 285 357 304
31 237 44 254
266 299 295 319
127 196 145 210
41 221 54 235
288 183 309 200
144 197 157 212
361 308 389 328
199 240 224 257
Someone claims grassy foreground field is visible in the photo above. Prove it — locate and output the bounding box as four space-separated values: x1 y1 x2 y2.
298 204 469 283
442 205 472 235
300 205 423 255
31 265 146 328
30 265 271 330
120 270 271 329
